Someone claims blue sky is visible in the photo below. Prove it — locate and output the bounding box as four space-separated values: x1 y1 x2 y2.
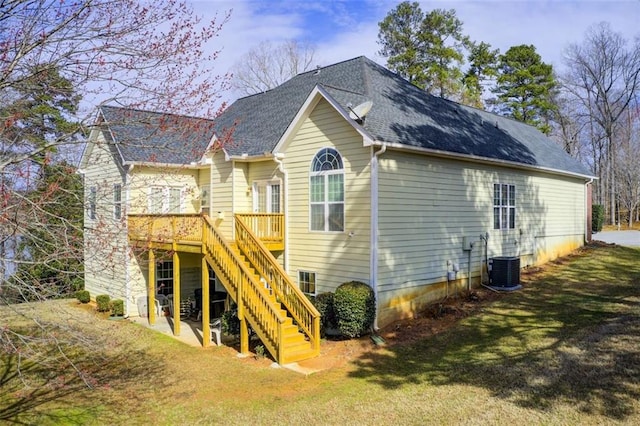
195 0 640 101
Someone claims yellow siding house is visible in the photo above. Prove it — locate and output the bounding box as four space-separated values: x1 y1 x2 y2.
79 57 594 364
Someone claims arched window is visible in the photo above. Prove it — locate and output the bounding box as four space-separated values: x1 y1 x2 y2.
310 148 344 232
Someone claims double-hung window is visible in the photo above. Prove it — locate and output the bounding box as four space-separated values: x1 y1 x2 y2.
199 185 210 212
493 184 515 229
298 270 316 295
113 184 122 219
156 261 173 296
310 148 344 232
89 187 97 220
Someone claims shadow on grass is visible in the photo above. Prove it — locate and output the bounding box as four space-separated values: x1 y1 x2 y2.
350 245 640 420
0 322 167 424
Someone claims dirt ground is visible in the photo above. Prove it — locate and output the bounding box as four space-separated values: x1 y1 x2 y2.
295 286 504 372
298 243 617 372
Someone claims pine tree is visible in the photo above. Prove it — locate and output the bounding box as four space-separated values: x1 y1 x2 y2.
492 45 557 134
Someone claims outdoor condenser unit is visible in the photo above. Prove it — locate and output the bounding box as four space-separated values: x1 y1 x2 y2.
489 256 520 288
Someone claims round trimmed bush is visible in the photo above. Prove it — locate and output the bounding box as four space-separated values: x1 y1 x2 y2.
96 294 111 312
333 281 375 338
312 292 336 337
110 299 124 316
75 290 90 304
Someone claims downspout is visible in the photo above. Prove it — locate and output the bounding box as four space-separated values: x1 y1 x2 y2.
231 160 236 240
585 178 594 242
273 153 289 272
370 144 386 331
124 164 133 317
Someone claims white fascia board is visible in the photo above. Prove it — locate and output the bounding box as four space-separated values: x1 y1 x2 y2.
371 141 596 181
272 85 375 154
225 153 275 162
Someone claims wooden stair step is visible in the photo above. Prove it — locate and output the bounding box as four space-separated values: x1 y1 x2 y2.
281 344 316 364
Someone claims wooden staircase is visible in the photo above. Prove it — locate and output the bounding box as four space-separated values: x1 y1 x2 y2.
202 216 320 364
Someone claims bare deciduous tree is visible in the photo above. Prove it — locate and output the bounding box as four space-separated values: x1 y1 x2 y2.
232 40 317 96
0 0 230 396
616 107 640 227
562 22 640 224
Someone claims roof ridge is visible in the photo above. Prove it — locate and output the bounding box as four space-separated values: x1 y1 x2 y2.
100 104 214 123
295 55 367 78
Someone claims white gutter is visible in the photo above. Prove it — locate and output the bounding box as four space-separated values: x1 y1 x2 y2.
370 144 386 331
226 152 275 162
122 161 203 169
368 141 596 181
273 153 289 272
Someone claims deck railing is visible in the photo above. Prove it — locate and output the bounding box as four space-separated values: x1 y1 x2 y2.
202 216 286 361
235 213 284 247
234 215 320 357
128 214 202 243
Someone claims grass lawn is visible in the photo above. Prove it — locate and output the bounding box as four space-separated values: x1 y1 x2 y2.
2 243 640 425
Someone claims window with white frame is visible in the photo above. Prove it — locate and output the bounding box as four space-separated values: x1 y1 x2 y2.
89 186 97 220
493 184 515 229
156 261 173 296
310 148 344 232
199 185 210 211
148 186 182 214
298 270 316 295
113 184 122 219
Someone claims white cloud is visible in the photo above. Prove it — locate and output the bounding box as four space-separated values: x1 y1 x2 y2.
193 0 640 104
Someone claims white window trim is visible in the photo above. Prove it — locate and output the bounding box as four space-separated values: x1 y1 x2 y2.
199 184 210 212
113 183 122 220
309 148 345 233
156 260 173 295
493 183 516 230
298 270 317 296
89 186 97 220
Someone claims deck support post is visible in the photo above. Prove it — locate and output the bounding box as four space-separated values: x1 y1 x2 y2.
202 255 210 347
148 249 156 325
173 249 181 336
239 318 249 355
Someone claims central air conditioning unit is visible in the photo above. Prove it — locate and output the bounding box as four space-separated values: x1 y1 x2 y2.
489 256 520 288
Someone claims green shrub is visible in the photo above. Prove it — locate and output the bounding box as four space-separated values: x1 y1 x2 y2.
312 292 336 337
333 281 375 338
96 294 111 312
110 299 124 316
221 308 240 336
70 277 84 293
592 204 604 232
75 290 90 304
254 344 266 359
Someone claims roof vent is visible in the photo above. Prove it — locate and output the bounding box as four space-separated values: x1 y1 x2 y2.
314 65 321 75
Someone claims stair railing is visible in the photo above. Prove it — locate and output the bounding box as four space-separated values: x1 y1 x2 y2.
234 215 320 356
202 216 286 361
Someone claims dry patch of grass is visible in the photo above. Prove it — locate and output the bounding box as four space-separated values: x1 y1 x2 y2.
2 243 640 424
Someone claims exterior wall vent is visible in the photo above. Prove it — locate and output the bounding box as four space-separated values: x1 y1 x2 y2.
489 256 520 287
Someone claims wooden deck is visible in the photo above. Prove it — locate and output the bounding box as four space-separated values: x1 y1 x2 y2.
127 213 320 364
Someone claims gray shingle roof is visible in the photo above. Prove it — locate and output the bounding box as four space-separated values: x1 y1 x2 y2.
216 56 592 177
99 105 216 165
